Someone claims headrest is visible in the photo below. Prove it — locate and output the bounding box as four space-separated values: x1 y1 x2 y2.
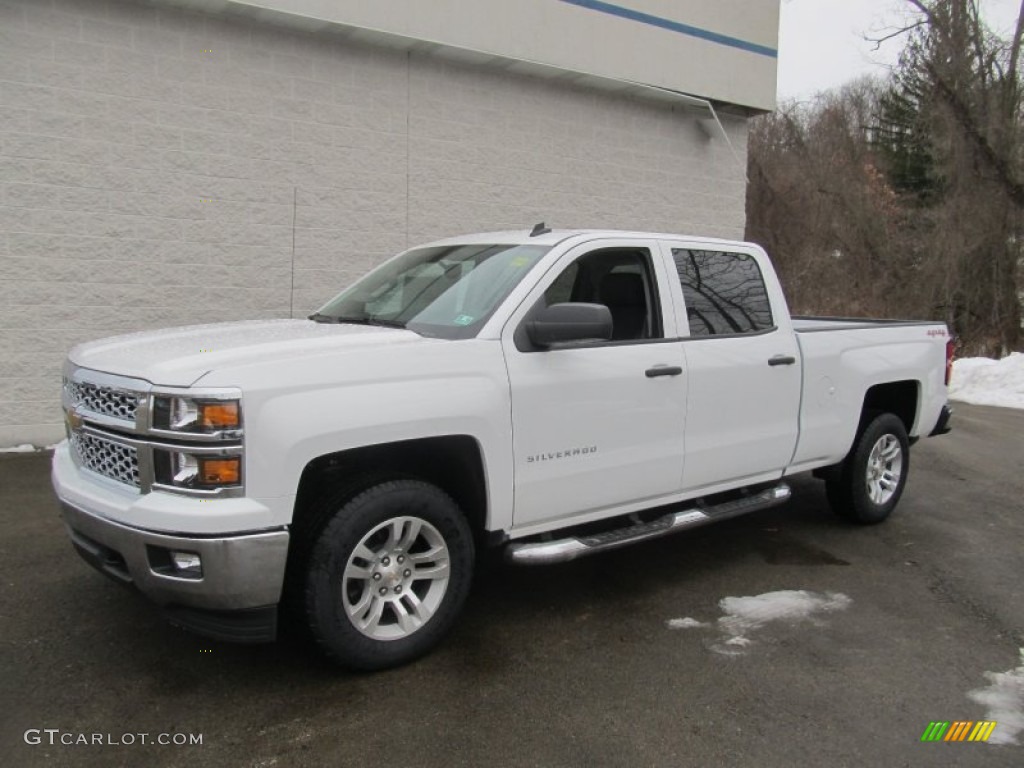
599 272 645 306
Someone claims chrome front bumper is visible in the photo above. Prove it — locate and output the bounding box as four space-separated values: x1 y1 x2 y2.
61 500 289 624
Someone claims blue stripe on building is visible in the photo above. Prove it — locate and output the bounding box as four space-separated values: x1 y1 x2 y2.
558 0 777 58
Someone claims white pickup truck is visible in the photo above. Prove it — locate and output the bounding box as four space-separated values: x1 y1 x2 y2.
52 228 954 669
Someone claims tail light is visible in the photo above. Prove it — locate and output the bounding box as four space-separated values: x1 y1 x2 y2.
945 337 956 386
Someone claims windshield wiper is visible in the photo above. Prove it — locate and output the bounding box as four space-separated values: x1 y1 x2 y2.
309 313 407 330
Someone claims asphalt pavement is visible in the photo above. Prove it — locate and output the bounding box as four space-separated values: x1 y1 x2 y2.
1 402 1022 767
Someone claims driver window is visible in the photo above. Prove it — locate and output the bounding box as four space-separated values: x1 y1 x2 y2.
542 248 662 341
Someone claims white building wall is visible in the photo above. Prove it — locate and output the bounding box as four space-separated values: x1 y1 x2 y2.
226 0 780 110
0 0 748 447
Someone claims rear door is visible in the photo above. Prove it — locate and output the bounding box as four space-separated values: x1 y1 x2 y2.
501 238 687 530
660 241 801 492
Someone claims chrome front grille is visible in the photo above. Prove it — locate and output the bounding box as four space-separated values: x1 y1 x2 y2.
62 363 244 497
64 378 140 423
71 431 140 488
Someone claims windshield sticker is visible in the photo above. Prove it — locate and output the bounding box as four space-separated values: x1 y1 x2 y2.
510 256 532 267
453 314 475 326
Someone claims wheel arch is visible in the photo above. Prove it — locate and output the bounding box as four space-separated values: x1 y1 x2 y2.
861 379 920 435
290 435 489 551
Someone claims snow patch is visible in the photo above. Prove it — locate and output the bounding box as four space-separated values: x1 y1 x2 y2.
0 442 60 453
712 590 851 655
949 353 1024 409
666 590 852 656
967 649 1024 745
0 444 37 453
724 636 752 647
718 590 852 634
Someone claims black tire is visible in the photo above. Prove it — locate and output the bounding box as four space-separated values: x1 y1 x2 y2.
825 412 910 525
304 478 474 671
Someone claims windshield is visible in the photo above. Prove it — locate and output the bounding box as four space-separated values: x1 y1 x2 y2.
312 243 551 339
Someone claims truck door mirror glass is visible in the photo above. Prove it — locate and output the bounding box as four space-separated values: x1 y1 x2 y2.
526 303 613 348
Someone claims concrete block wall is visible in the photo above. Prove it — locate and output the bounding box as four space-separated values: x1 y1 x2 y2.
0 0 749 447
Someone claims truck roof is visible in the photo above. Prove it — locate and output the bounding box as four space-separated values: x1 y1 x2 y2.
418 229 759 250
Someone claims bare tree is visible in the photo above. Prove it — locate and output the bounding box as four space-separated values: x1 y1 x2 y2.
748 79 921 319
896 0 1024 354
748 1 1024 356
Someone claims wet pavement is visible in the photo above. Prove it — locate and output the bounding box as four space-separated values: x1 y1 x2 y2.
1 402 1022 767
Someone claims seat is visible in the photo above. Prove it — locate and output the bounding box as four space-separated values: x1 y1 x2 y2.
598 272 647 340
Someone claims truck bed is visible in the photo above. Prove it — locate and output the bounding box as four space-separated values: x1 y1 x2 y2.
792 316 943 333
787 315 949 475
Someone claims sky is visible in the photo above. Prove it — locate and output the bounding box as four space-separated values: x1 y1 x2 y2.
777 0 1023 102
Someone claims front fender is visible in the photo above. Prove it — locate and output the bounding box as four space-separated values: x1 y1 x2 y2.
232 342 514 531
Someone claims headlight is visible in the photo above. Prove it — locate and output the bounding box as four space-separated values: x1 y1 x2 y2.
148 390 244 495
153 396 242 436
154 450 242 492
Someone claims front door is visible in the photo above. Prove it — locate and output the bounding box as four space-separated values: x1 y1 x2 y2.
501 240 687 530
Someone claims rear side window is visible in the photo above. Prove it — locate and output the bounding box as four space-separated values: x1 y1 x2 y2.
671 249 773 336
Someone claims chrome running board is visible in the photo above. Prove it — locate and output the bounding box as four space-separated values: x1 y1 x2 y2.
505 484 791 566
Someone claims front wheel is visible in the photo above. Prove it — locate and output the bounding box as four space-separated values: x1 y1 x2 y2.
825 412 910 524
304 479 474 670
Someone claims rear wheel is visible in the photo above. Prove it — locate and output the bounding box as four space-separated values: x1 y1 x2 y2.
304 478 474 670
826 412 910 524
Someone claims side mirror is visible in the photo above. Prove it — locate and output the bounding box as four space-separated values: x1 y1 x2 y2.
526 303 613 348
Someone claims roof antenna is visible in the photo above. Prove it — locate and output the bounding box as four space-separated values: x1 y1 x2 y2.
530 222 551 237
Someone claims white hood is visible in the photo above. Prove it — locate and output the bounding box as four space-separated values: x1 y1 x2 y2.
68 319 423 386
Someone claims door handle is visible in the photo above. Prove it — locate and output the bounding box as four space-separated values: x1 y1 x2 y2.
768 355 797 366
645 366 683 378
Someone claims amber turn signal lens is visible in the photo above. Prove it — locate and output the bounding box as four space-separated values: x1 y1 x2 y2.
198 457 240 485
199 402 239 429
